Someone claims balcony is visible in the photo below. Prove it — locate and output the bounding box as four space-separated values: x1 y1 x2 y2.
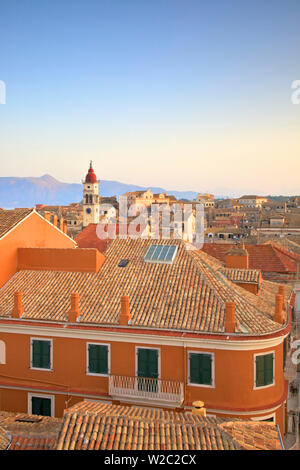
109 375 184 407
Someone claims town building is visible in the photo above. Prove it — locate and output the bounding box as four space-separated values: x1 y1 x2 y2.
195 193 215 208
0 208 76 289
214 209 244 228
239 195 270 209
0 236 294 436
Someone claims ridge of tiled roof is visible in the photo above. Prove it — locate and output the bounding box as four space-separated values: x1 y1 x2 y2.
0 208 33 239
263 241 300 265
56 401 281 451
220 267 261 284
65 400 218 425
0 238 289 334
265 237 300 256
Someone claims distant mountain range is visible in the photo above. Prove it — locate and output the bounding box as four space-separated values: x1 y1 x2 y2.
0 175 295 209
0 174 200 209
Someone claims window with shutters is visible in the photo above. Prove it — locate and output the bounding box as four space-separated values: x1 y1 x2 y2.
188 352 214 387
31 338 52 370
28 393 54 417
254 352 275 388
87 343 109 376
136 347 160 393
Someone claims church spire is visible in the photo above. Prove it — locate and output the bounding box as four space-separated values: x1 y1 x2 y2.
85 161 97 184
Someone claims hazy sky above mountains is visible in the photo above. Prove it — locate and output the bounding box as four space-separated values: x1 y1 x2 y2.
0 0 299 196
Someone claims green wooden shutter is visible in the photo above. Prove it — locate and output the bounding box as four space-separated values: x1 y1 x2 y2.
32 396 41 415
190 354 201 384
200 354 212 385
190 353 212 385
264 354 274 385
88 345 108 374
147 350 158 378
255 355 265 387
138 349 149 377
41 341 51 369
32 340 50 369
137 349 158 378
256 354 273 387
41 398 51 416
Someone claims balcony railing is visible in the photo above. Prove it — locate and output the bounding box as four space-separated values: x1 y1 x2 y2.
109 374 184 406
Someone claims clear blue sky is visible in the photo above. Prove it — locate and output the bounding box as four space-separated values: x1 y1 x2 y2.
0 0 299 196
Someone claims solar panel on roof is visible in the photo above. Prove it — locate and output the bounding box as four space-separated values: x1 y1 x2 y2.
144 245 178 264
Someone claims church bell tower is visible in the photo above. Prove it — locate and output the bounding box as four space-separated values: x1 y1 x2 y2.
82 161 100 228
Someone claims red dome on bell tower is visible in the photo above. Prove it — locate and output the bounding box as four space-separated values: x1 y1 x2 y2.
85 161 97 184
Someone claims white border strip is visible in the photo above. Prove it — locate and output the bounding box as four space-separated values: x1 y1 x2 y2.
0 322 287 351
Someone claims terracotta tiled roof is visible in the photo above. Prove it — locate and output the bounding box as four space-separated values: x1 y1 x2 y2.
56 401 282 451
8 434 58 450
0 426 9 450
75 223 110 253
218 421 282 451
220 268 261 284
0 238 290 334
65 401 218 424
264 238 300 256
201 243 300 274
0 208 33 239
0 411 62 450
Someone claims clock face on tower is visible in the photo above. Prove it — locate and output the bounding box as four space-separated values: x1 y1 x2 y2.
86 208 91 214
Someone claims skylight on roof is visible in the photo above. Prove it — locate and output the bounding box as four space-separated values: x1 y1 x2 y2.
144 245 178 264
118 259 129 268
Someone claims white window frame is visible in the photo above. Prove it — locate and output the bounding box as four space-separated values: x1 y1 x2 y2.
253 351 275 390
0 340 6 364
251 412 276 424
187 351 215 388
135 346 161 379
30 337 53 371
28 392 55 417
86 342 110 377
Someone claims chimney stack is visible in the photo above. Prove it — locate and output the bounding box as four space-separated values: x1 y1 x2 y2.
68 293 81 323
12 292 24 318
53 215 58 227
278 285 286 311
192 401 206 417
274 294 284 324
119 296 131 326
225 244 249 269
225 302 236 333
44 211 51 222
63 220 68 234
59 217 64 231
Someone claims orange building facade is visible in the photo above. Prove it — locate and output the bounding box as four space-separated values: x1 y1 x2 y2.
0 209 76 289
0 318 290 434
0 235 293 436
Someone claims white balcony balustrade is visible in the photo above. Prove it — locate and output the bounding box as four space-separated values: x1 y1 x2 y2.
109 375 184 407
